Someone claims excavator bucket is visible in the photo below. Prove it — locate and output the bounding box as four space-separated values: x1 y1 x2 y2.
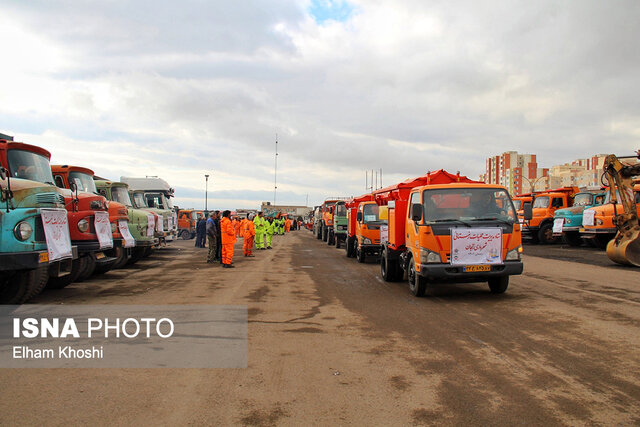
606 225 640 267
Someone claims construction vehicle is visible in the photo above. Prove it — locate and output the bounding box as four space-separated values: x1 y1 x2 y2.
329 201 348 247
121 176 177 244
319 199 338 242
95 180 158 262
177 209 202 240
552 190 606 246
0 139 77 302
376 170 523 296
52 165 132 271
519 187 579 244
600 153 640 266
580 185 640 249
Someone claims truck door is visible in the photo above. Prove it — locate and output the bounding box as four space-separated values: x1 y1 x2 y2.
407 191 421 258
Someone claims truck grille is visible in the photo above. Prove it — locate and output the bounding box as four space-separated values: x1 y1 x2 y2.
36 192 64 205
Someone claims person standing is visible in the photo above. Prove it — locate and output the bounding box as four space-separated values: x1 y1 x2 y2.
220 210 236 268
254 211 266 250
195 213 206 248
214 210 222 262
285 217 291 233
243 214 255 257
206 212 218 263
265 216 274 249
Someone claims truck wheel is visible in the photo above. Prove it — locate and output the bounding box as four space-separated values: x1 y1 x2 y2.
537 223 558 244
345 236 353 257
327 230 334 245
316 226 322 239
562 231 582 247
381 247 398 282
322 225 328 242
408 258 426 297
0 267 47 304
25 266 49 301
76 254 97 282
357 245 366 263
180 229 190 240
335 235 341 248
47 256 87 289
488 276 509 294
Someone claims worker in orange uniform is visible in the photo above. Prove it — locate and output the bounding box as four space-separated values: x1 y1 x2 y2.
243 214 255 257
239 216 248 239
234 216 242 238
285 217 291 233
220 210 236 268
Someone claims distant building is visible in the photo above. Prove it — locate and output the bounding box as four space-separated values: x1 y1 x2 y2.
484 151 541 194
260 202 310 218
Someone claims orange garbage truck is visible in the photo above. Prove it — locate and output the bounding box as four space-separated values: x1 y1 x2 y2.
177 209 201 240
377 170 523 296
345 194 374 258
519 186 579 244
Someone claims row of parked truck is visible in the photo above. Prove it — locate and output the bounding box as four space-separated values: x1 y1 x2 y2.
310 153 640 296
0 137 178 304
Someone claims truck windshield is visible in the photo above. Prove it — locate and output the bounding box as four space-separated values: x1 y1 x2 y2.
363 204 383 223
512 200 522 211
7 149 54 184
112 187 133 207
69 171 97 193
422 188 517 223
132 192 148 208
335 203 347 216
191 211 198 220
532 196 550 209
145 193 165 209
573 193 593 207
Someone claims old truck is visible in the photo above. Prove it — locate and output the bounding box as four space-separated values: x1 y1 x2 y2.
95 180 158 262
551 190 606 246
376 170 523 296
580 184 640 249
121 176 177 244
344 199 388 263
177 209 202 240
328 201 348 247
0 139 77 302
52 165 133 271
519 186 579 244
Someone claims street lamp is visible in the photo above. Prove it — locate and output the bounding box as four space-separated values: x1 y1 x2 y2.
521 175 545 194
205 174 210 214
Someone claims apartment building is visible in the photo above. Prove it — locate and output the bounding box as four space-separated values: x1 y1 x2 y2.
483 151 542 194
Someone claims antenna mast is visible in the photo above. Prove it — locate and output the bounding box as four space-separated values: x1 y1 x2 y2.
274 134 278 206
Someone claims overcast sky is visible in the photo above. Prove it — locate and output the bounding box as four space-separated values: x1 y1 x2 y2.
1 0 638 209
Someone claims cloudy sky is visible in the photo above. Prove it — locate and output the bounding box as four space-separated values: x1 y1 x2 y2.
1 0 638 209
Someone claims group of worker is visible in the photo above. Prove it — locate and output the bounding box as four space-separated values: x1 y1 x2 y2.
194 211 297 268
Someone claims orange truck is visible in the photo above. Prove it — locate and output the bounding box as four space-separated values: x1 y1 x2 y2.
177 209 202 240
377 170 523 296
344 198 388 263
580 184 640 248
345 194 374 258
52 165 132 270
318 198 342 242
519 186 579 244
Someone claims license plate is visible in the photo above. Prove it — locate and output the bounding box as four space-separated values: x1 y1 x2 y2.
95 252 106 260
39 252 49 263
463 265 490 272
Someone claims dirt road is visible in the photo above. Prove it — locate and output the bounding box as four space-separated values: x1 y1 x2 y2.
1 231 639 425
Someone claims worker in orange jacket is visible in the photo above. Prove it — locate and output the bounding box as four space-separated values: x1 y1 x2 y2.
285 217 291 233
239 217 247 239
220 210 236 268
233 216 241 238
243 214 255 256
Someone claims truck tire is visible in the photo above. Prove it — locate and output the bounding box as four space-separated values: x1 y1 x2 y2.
538 223 558 244
335 234 341 248
25 266 49 301
180 229 190 240
408 258 426 297
0 267 48 304
47 256 87 289
562 231 582 247
357 244 366 263
76 254 97 282
327 230 334 245
345 236 354 257
381 247 399 282
488 276 509 294
316 225 322 240
322 225 328 242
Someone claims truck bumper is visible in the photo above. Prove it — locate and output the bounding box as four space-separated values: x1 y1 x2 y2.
580 227 617 236
553 226 580 236
0 246 78 271
417 261 523 283
73 240 114 254
521 226 539 239
361 243 381 255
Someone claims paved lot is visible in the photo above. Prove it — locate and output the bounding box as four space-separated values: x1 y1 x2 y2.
1 231 639 425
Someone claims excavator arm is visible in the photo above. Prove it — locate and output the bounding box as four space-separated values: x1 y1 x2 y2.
603 151 640 266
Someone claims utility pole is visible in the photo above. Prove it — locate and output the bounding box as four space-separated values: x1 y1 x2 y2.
274 134 278 206
204 174 209 213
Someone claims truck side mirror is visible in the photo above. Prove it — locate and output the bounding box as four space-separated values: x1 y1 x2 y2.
411 204 423 222
0 167 7 180
356 212 363 222
69 182 77 193
523 202 533 220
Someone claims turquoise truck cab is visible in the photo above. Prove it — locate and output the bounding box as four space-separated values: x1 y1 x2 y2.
552 191 606 246
0 139 76 303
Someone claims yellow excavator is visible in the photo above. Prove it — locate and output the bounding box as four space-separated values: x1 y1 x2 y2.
603 150 640 267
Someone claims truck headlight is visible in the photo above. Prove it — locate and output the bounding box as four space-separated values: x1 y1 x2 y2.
78 218 90 233
420 248 441 264
506 246 522 261
597 219 603 225
14 221 33 241
362 237 372 244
